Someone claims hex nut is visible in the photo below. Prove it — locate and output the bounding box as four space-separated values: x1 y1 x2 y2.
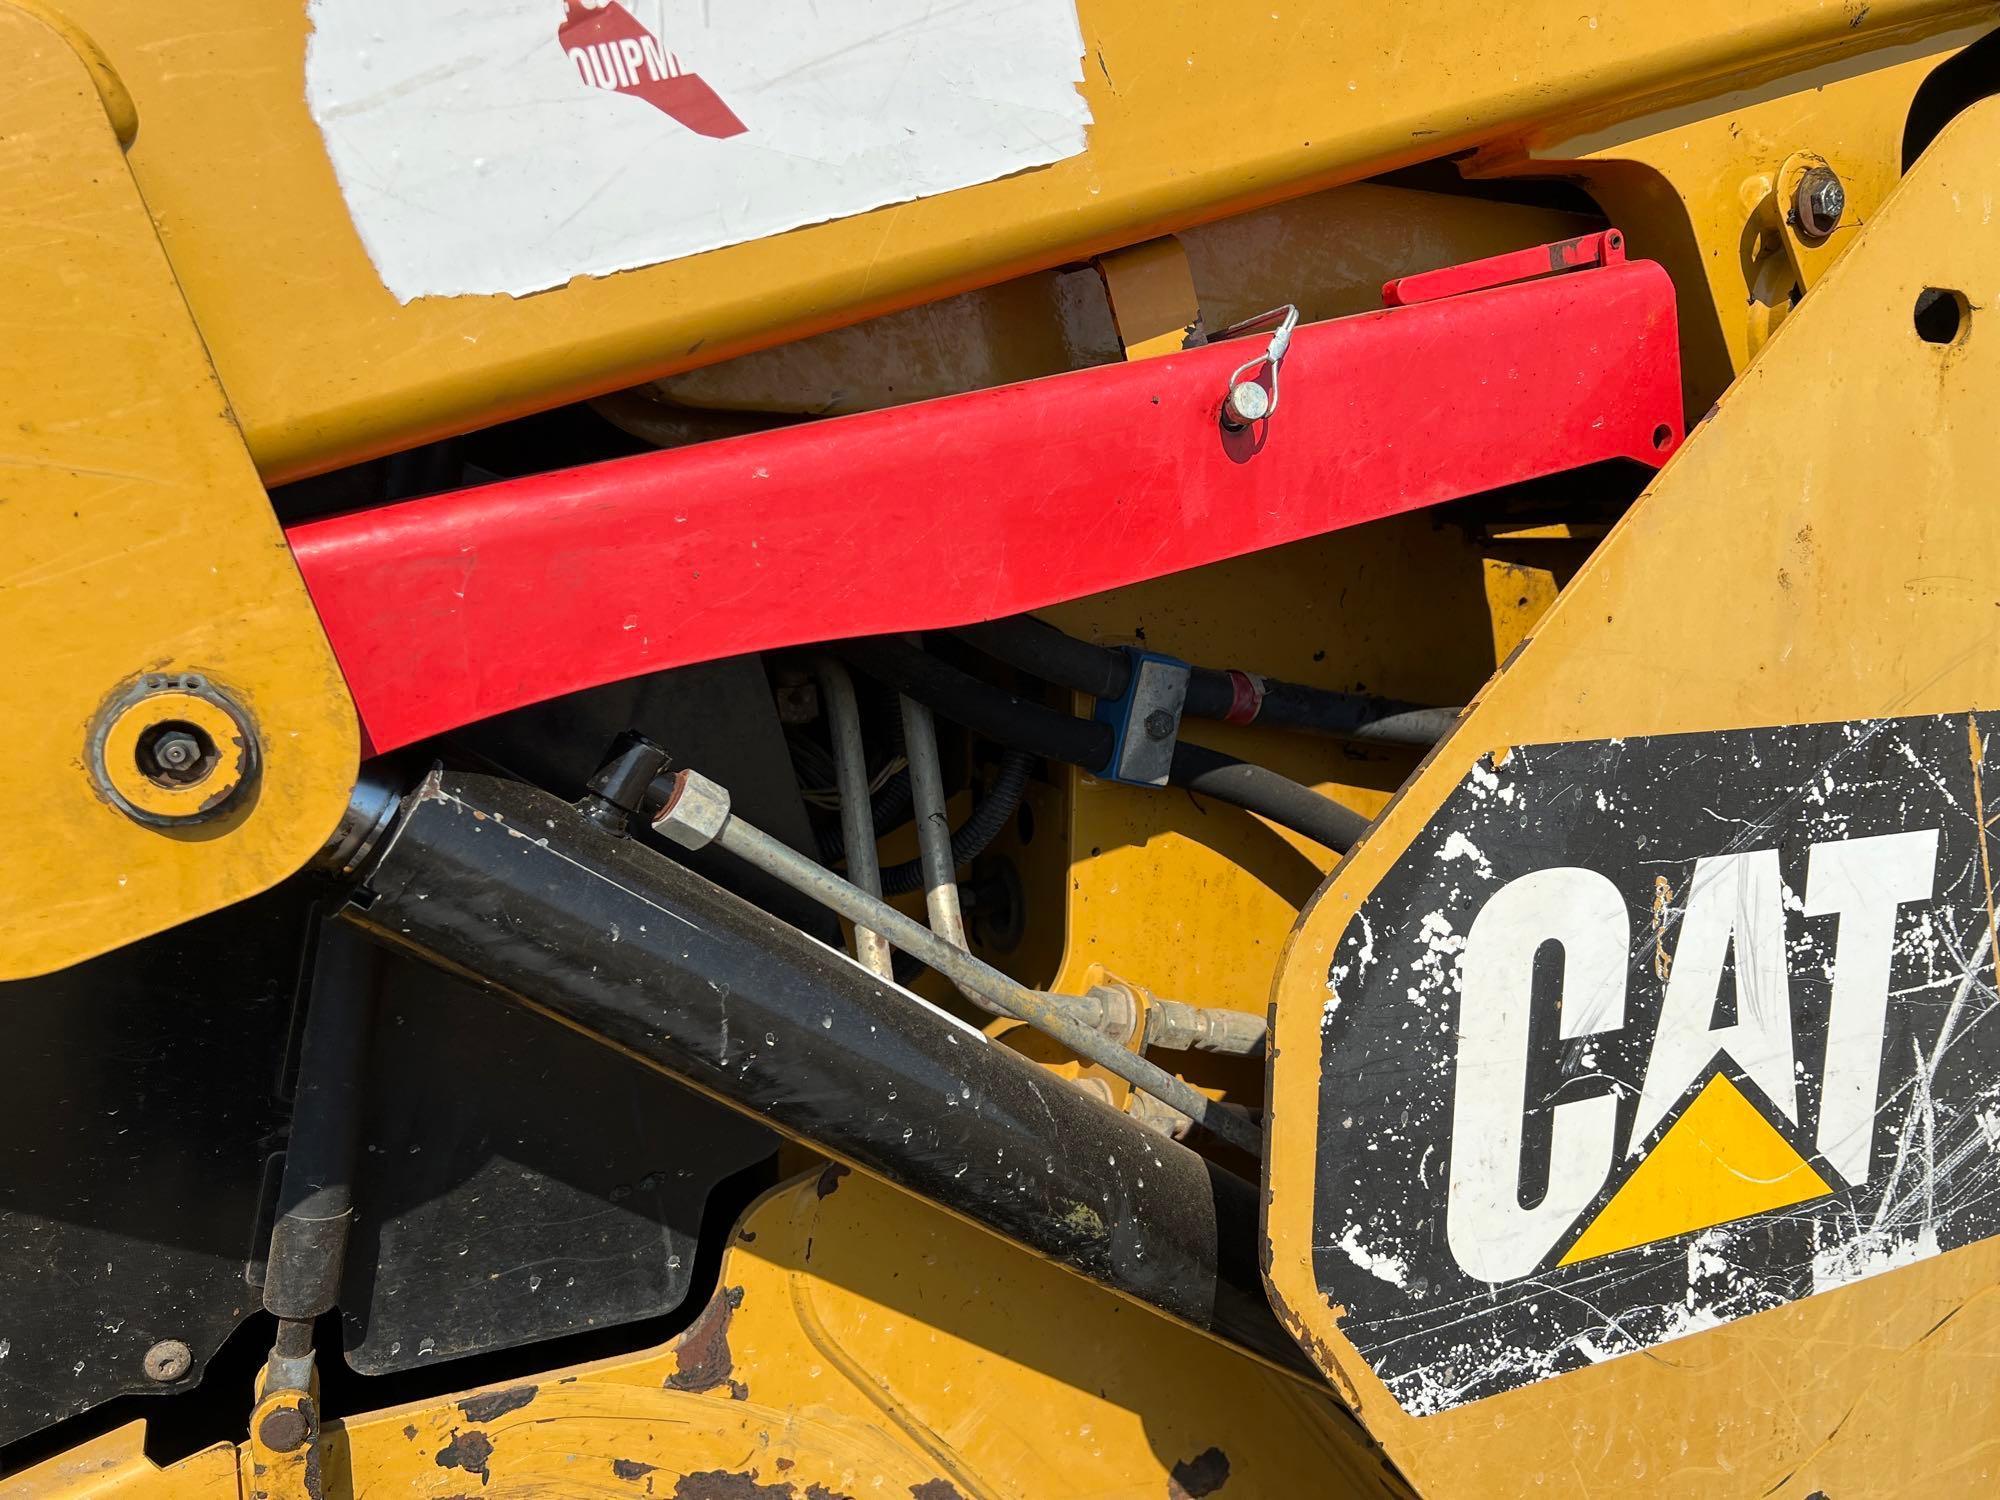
1085 983 1143 1047
1795 166 1845 241
143 1339 193 1382
652 769 732 850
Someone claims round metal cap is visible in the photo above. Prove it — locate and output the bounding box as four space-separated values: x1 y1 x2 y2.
90 675 259 827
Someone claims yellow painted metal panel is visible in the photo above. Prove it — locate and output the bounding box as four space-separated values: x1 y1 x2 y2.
0 5 358 980
0 1426 238 1500
63 1171 1402 1500
1266 94 2000 1495
51 0 1998 480
1486 28 1981 411
1027 523 1567 1127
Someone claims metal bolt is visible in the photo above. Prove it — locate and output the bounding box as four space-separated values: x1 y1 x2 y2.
1794 166 1845 241
152 732 203 774
1143 709 1177 742
258 1405 313 1453
1221 379 1272 429
143 1339 192 1382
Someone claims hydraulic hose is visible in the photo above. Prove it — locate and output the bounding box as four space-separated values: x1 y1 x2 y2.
834 637 1368 852
1169 742 1370 851
878 749 1034 896
955 614 1458 747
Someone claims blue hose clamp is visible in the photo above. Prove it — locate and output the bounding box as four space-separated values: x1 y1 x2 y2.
1093 649 1193 786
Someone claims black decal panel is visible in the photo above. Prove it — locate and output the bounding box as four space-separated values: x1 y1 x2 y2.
1313 713 2000 1414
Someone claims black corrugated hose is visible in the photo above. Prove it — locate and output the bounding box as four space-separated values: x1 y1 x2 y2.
877 749 1035 895
813 768 913 865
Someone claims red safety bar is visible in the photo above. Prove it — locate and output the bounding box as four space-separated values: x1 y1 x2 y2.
1381 229 1627 306
288 238 1682 753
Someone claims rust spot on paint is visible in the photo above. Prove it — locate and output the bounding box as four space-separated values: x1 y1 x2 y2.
457 1384 537 1423
671 1472 794 1499
665 1285 745 1396
613 1459 658 1481
435 1430 495 1486
1167 1446 1230 1498
814 1163 849 1198
661 1469 854 1500
910 1483 966 1500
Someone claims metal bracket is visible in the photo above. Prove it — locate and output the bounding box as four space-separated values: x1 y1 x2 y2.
1092 650 1192 786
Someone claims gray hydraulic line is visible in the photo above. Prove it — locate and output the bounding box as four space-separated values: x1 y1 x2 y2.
814 659 894 979
653 769 1265 1158
898 693 971 952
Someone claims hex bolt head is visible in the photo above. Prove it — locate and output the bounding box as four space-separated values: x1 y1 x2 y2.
1222 380 1272 429
1795 166 1845 241
258 1405 313 1453
1143 709 1177 741
152 732 203 773
143 1339 193 1382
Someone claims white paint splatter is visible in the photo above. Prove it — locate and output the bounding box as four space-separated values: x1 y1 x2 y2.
1335 1224 1410 1288
1435 830 1494 879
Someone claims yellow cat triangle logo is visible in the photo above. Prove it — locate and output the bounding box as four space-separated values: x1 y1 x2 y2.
1559 1075 1834 1265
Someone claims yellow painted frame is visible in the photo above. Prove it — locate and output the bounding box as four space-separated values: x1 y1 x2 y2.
1267 96 2000 1497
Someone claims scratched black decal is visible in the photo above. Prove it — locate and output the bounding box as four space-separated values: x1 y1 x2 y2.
1313 712 2000 1415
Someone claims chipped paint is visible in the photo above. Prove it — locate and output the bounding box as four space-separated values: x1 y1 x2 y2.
1166 1446 1231 1499
456 1384 538 1424
665 1285 748 1401
667 1471 858 1500
434 1429 495 1485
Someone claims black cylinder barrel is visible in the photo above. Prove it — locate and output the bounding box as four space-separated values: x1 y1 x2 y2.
337 770 1306 1374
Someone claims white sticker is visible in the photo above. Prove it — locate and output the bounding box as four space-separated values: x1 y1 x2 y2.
304 0 1093 302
